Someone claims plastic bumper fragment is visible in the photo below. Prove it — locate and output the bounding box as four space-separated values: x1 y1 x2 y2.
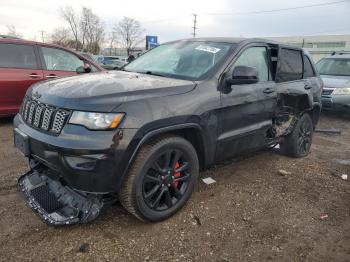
18 169 104 226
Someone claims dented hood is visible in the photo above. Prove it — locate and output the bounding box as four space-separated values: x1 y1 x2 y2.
28 71 196 112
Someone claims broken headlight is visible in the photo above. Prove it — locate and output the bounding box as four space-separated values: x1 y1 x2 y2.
69 111 125 130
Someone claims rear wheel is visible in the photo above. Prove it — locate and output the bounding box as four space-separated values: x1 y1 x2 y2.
280 113 313 157
119 135 199 222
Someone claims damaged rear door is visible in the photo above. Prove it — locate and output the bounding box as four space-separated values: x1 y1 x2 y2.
216 44 277 161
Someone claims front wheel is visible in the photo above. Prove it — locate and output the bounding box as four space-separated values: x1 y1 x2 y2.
280 113 313 157
119 135 199 222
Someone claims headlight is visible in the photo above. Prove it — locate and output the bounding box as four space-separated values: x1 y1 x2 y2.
333 88 350 95
69 111 125 130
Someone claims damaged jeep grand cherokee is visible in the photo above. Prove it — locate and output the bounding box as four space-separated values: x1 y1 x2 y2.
14 38 322 225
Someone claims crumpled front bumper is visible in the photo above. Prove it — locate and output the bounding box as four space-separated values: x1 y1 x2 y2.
18 167 104 226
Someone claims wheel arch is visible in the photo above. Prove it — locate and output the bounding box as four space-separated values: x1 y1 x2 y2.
119 123 207 191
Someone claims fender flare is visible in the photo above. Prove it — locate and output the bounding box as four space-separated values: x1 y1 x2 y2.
119 123 206 188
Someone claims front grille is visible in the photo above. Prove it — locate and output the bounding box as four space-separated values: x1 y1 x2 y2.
322 89 334 95
20 97 70 135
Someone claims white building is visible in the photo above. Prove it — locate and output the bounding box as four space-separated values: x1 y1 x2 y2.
266 34 350 62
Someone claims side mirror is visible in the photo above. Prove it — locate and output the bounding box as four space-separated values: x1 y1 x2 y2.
76 63 91 74
226 66 259 85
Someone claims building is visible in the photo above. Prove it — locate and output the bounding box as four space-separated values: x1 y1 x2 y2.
266 34 350 62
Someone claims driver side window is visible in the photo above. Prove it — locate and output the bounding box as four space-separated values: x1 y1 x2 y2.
42 47 84 72
231 47 269 82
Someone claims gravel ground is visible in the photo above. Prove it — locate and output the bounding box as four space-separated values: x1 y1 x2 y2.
0 112 349 262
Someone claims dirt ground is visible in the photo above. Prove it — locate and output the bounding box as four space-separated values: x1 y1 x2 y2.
0 112 349 262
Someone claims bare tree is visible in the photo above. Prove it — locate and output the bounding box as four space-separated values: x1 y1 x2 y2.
50 28 71 47
114 17 144 56
85 11 104 54
6 24 22 38
58 6 104 54
60 6 80 50
108 32 117 55
80 7 92 51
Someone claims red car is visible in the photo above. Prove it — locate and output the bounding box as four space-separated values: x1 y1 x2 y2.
0 38 105 117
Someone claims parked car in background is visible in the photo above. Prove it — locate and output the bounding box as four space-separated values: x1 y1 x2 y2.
78 51 96 62
97 55 128 65
0 38 105 117
316 52 350 112
101 59 126 70
14 38 322 226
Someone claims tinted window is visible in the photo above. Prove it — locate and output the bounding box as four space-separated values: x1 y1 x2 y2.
231 47 269 82
303 55 315 78
276 48 303 82
0 43 37 69
42 47 84 72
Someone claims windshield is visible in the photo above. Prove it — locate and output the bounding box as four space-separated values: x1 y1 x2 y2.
124 41 234 80
316 58 350 76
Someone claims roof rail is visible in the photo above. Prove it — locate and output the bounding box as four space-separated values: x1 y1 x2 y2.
331 51 350 55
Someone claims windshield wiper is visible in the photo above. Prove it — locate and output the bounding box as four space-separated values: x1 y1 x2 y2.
144 71 166 77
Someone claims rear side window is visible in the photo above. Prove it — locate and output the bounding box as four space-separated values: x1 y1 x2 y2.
0 43 37 69
304 55 315 78
276 48 303 82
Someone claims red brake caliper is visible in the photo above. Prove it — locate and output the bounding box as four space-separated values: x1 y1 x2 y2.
174 162 181 188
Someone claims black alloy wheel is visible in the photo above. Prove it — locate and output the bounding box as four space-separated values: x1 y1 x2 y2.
142 149 191 211
280 113 314 157
120 135 199 222
297 117 312 155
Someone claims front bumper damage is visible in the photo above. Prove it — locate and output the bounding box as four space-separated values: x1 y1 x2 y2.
18 166 104 226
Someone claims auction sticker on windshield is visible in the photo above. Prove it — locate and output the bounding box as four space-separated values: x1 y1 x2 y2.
195 45 221 54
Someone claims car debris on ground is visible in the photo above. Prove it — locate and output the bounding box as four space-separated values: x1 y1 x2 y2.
320 214 329 220
202 177 216 185
278 169 292 176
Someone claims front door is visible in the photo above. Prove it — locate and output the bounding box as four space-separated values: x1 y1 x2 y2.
39 46 85 80
216 45 277 161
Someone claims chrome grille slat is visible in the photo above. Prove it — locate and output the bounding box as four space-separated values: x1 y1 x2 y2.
51 110 68 133
33 104 44 127
23 100 31 121
19 97 69 135
27 102 36 124
41 107 54 131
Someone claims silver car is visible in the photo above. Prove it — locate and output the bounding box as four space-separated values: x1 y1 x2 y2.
316 53 350 111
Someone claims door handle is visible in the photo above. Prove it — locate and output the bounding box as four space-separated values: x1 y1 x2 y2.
29 73 40 78
46 75 58 79
263 88 275 94
304 84 313 90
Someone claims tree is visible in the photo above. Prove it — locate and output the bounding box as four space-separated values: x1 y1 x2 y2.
108 32 117 55
84 10 104 54
50 28 72 47
114 17 144 56
58 6 104 54
6 24 22 38
60 6 80 50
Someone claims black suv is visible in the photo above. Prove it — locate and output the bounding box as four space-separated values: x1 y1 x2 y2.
14 38 322 225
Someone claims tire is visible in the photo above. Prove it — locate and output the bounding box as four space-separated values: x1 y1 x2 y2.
280 113 313 157
119 135 199 222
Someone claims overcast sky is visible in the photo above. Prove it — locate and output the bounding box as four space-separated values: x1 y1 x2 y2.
0 0 349 43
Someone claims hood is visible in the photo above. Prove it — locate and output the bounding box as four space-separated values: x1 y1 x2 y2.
28 71 196 112
321 75 350 88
